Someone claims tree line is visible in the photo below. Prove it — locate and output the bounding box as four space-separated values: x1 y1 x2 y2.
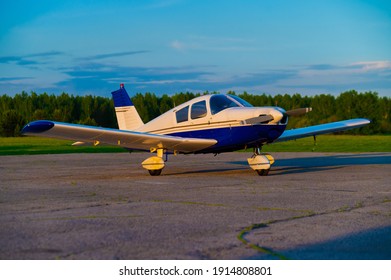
0 90 389 137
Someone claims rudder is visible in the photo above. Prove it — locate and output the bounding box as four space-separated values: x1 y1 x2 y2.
111 84 144 131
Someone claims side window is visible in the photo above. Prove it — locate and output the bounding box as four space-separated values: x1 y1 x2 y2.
176 106 189 123
191 101 207 119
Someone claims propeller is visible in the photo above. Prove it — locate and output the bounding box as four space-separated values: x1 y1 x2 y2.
285 107 312 116
244 114 274 124
244 107 312 125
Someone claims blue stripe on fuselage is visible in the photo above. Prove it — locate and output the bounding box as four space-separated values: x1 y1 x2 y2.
168 124 286 153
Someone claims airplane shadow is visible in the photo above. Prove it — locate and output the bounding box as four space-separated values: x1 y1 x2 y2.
163 153 390 176
248 225 391 260
229 153 391 176
165 167 248 176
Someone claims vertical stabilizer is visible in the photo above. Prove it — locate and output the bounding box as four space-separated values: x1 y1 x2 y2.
111 84 144 131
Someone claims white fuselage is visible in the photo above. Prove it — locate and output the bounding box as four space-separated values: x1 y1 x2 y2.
137 94 286 135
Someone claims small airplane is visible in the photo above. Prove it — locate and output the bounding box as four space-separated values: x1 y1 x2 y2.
22 84 370 176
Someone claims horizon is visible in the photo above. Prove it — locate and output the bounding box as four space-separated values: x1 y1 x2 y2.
1 0 390 97
2 87 386 99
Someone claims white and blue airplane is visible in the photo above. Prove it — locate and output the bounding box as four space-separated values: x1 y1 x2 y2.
22 84 370 176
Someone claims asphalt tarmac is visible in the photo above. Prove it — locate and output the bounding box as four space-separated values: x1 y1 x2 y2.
0 152 390 260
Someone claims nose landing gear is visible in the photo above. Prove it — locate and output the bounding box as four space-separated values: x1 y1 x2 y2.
247 147 274 176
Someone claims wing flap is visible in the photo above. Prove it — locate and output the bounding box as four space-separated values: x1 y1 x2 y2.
275 118 370 142
21 120 217 153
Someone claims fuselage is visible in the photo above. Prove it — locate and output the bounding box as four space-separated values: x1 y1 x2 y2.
137 94 287 153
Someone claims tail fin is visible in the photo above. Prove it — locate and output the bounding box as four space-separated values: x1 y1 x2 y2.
111 84 144 131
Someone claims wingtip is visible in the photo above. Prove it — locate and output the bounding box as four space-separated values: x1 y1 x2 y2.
357 118 371 125
21 120 55 135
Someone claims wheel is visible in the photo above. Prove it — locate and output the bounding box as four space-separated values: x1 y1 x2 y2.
148 169 162 176
256 169 270 176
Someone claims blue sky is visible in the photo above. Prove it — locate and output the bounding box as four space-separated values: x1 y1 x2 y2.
1 0 390 97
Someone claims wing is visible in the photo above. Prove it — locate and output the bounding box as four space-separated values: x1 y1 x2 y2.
274 118 370 142
21 120 217 153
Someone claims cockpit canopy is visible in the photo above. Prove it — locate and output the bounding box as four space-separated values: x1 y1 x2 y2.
210 94 253 115
175 94 253 123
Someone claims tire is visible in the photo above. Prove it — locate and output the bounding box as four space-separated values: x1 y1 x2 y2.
148 169 162 176
256 169 270 176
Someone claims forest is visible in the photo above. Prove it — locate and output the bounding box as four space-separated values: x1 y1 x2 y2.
0 90 389 137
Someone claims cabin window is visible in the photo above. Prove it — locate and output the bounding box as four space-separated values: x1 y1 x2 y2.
210 95 239 115
176 106 189 123
191 101 207 119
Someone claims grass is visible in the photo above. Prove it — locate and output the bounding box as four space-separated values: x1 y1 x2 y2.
0 137 126 155
262 135 391 153
0 135 390 156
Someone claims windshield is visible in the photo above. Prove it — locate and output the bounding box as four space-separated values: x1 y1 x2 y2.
210 94 253 115
228 94 253 107
210 95 239 115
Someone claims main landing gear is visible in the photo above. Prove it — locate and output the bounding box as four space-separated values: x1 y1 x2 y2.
247 147 275 176
141 146 275 176
141 148 165 176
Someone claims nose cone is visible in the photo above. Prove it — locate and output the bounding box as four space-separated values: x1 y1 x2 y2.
268 108 286 124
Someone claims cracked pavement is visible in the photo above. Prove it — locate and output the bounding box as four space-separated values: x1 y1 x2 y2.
0 152 390 259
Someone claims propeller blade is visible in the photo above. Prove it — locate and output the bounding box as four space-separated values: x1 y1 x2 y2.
286 107 312 116
245 114 274 124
